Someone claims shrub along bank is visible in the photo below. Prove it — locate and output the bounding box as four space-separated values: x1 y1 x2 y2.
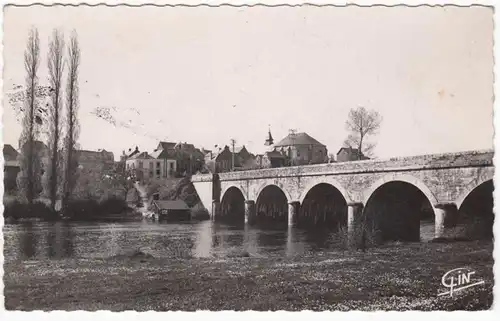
3 196 138 223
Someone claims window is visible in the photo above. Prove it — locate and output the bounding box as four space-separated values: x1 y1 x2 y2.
157 162 161 168
149 162 153 169
156 169 160 176
138 161 143 168
170 162 174 169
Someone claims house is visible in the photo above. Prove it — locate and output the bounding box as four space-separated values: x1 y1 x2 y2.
154 141 205 176
273 132 328 166
126 151 177 181
151 199 190 221
205 145 233 173
204 144 259 173
232 145 256 170
264 149 288 168
77 149 115 172
3 144 20 193
171 142 205 175
336 147 370 162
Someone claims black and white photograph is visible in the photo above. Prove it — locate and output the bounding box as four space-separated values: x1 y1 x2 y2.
0 1 496 312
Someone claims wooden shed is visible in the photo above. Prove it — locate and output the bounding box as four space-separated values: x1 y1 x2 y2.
151 200 191 222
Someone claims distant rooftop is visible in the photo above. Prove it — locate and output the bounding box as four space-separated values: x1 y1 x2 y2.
274 132 326 147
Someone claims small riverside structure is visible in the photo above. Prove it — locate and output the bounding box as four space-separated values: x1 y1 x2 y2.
151 200 190 222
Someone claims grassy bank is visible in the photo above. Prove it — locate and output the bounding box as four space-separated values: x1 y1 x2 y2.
4 240 493 311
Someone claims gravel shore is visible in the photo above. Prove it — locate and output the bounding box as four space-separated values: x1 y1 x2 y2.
4 240 493 311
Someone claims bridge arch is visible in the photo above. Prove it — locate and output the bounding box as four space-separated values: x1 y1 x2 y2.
363 173 438 206
221 184 248 203
362 174 438 242
299 179 353 204
254 183 292 204
219 185 247 223
254 183 291 226
298 181 349 229
454 178 494 240
455 170 495 209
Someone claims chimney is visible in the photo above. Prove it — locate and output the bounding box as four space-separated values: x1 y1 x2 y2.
135 146 139 152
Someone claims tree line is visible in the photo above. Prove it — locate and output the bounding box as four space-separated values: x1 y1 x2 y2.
17 27 81 216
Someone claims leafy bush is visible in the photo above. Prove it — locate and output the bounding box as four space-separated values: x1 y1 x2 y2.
336 219 382 250
99 196 129 214
444 217 493 241
3 199 58 221
64 199 101 220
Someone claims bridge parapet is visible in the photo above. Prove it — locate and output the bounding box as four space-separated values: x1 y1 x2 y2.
192 150 493 182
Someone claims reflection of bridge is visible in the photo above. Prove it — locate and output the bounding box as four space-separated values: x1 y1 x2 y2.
192 150 494 241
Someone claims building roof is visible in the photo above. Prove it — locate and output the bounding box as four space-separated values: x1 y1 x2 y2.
157 141 177 150
337 147 361 155
175 142 196 150
126 146 140 158
233 146 247 154
336 147 369 160
274 132 326 147
150 149 172 159
77 149 114 160
266 151 285 158
266 150 286 158
128 151 154 160
153 199 189 211
3 144 19 161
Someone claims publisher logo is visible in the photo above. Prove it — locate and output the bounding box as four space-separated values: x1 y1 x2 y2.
438 267 485 297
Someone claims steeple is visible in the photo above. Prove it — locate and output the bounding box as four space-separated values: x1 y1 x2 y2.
265 126 274 146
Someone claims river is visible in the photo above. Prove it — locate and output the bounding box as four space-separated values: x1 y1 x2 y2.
3 220 348 261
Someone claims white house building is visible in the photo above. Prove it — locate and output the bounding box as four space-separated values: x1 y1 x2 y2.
125 151 177 180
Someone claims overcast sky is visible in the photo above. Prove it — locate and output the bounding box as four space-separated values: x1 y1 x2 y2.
2 5 494 160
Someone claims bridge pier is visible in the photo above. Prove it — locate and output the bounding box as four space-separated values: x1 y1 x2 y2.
347 202 364 247
211 201 221 221
288 201 300 226
434 203 457 239
245 200 256 224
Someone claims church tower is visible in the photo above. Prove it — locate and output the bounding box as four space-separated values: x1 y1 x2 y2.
264 126 274 146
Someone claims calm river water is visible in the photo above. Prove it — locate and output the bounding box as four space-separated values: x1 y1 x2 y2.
3 220 345 261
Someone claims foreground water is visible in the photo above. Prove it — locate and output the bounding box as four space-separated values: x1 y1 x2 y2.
3 220 359 261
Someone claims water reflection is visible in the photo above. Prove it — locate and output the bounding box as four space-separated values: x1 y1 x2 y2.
19 222 37 259
4 220 345 262
45 222 75 258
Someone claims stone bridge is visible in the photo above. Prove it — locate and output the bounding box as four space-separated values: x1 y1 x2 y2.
192 150 494 241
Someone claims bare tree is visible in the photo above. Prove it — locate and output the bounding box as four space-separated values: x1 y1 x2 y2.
343 106 382 159
46 29 65 211
17 28 42 205
62 30 81 213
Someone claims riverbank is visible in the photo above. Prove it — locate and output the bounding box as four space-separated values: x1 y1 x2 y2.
4 240 493 311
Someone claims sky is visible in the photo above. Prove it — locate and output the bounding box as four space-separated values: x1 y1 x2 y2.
1 5 494 161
